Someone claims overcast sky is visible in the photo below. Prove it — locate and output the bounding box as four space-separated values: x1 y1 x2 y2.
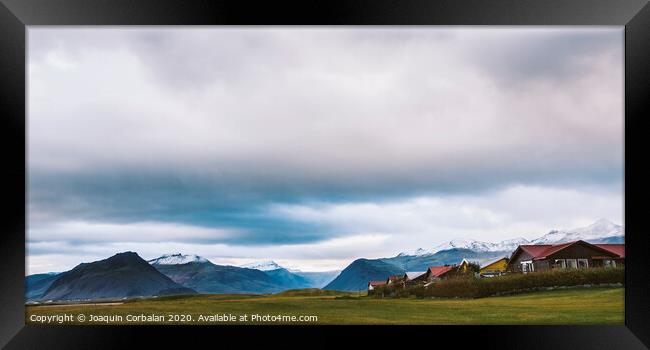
27 27 623 274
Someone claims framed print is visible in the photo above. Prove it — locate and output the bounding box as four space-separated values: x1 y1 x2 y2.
1 0 649 348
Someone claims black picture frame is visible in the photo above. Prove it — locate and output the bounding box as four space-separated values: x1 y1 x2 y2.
1 0 649 348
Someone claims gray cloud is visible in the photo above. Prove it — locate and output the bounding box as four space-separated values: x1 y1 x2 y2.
26 27 623 270
454 28 622 85
28 27 623 206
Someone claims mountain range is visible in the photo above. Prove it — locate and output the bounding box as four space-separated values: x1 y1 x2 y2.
148 253 209 265
240 260 286 271
150 258 286 294
27 253 339 301
397 219 623 256
26 219 623 299
147 254 339 292
238 260 339 288
31 252 196 302
325 219 624 291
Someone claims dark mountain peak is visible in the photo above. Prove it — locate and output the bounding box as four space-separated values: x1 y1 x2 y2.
38 252 195 301
323 258 404 291
68 251 150 273
114 251 139 257
109 251 142 261
327 248 509 292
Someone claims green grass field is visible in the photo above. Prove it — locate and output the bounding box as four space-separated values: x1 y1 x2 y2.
25 286 623 325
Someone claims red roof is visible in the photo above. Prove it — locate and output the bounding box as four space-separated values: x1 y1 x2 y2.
516 241 622 260
427 265 455 277
387 275 402 282
518 244 553 258
368 280 387 286
594 244 625 258
532 241 577 259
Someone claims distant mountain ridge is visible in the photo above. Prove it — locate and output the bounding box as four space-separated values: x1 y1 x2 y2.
240 260 285 271
239 260 339 288
530 218 623 244
148 253 208 265
151 260 287 294
150 255 336 293
293 271 341 288
26 273 60 300
397 219 624 257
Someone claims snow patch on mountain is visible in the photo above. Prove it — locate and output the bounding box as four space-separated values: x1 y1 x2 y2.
240 261 284 271
431 237 529 254
148 253 208 265
397 247 433 257
396 219 623 258
531 218 623 244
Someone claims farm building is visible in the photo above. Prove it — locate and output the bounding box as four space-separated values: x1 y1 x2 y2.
403 271 427 284
479 257 509 277
507 240 624 273
367 280 387 291
422 265 456 283
386 275 403 284
457 258 479 274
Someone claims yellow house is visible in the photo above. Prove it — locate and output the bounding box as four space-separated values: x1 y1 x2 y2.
458 258 472 273
479 257 509 277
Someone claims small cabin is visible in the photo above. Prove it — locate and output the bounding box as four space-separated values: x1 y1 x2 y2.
403 271 426 284
457 258 480 275
368 280 387 291
479 257 509 277
422 265 456 284
386 275 403 284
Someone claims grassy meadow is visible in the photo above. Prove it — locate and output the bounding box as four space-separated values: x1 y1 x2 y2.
26 286 623 325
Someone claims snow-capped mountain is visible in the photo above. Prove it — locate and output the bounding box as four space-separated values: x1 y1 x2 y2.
494 237 532 250
397 248 432 257
531 219 623 244
399 237 529 257
396 219 623 258
148 253 208 265
431 237 530 254
240 260 284 271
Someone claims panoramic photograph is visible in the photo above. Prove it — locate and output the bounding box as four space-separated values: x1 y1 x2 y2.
26 27 624 325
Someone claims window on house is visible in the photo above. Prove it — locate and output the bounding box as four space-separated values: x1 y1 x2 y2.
566 259 577 269
521 261 533 273
553 259 566 269
603 259 616 268
577 259 588 268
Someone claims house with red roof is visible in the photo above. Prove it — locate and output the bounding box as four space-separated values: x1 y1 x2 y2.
507 240 624 273
421 265 456 284
403 271 426 281
593 244 625 266
386 275 404 285
367 280 387 291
